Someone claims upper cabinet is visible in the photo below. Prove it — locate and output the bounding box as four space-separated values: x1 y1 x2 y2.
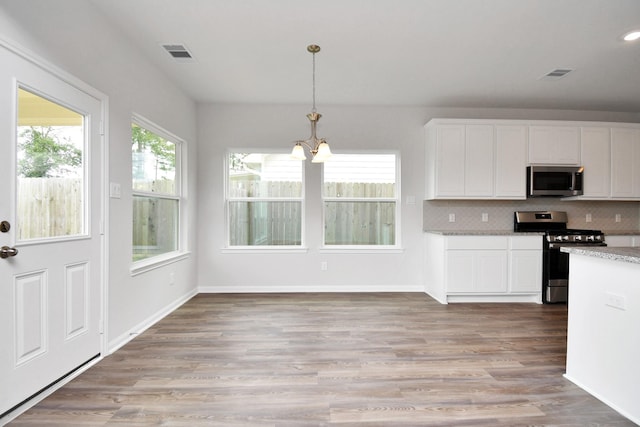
426 123 494 199
528 125 580 165
611 128 640 198
580 127 611 198
425 119 640 201
495 125 527 198
425 120 525 200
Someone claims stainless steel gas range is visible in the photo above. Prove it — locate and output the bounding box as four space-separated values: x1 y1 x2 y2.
514 211 606 304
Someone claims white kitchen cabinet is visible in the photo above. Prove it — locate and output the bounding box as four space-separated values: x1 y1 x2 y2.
509 236 542 293
464 125 494 196
445 236 508 294
604 235 640 247
495 125 527 199
426 123 493 198
446 249 508 293
611 127 640 198
580 127 611 198
529 125 580 165
433 124 466 196
425 119 640 201
425 233 542 303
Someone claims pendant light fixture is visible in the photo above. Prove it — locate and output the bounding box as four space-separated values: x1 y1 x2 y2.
291 44 332 163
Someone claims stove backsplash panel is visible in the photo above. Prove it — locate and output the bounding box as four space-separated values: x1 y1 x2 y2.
423 199 640 232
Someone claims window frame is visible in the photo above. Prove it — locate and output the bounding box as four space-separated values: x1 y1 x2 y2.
224 149 307 252
320 150 402 252
130 114 188 275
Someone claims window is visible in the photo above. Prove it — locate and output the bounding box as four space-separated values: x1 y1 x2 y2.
16 88 86 241
323 153 399 246
131 118 182 263
227 152 303 247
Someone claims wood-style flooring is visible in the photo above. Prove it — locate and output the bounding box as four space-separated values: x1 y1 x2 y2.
8 293 636 426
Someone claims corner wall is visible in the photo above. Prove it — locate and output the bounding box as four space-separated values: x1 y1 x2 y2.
0 0 199 349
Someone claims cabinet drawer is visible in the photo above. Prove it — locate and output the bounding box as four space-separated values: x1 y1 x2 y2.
510 236 542 250
446 236 508 250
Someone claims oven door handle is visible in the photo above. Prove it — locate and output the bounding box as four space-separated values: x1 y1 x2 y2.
548 243 607 249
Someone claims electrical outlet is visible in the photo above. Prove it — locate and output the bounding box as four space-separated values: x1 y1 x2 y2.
605 292 626 310
320 261 328 271
586 213 592 223
615 214 622 223
481 213 489 222
448 213 456 223
169 272 175 286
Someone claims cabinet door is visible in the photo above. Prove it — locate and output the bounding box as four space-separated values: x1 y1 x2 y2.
476 251 508 292
611 128 640 198
446 250 507 293
446 251 475 293
581 127 611 198
435 125 466 197
495 125 527 198
529 126 580 164
464 125 494 197
510 251 542 293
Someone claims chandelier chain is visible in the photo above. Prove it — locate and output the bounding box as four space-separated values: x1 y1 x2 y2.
311 50 317 113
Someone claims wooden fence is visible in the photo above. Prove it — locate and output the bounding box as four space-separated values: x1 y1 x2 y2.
17 177 83 240
229 179 395 246
17 178 395 246
132 179 177 260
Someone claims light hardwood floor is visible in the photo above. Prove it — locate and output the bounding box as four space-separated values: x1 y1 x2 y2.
9 293 636 426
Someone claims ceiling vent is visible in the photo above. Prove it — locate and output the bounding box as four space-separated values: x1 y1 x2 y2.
540 68 574 80
161 44 194 61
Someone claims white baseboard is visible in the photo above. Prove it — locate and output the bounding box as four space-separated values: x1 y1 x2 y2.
107 288 198 354
198 284 424 293
445 294 542 304
563 374 639 425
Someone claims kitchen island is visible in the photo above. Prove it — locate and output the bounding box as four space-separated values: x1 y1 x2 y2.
562 246 640 425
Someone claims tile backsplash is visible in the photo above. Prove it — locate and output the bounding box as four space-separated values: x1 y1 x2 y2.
423 199 640 232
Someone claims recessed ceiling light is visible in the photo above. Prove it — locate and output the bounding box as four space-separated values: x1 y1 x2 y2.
623 30 640 41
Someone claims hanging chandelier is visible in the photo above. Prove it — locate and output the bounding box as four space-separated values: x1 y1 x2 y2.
291 44 332 163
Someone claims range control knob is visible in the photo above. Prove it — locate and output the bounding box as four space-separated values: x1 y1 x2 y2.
586 235 595 242
574 235 582 241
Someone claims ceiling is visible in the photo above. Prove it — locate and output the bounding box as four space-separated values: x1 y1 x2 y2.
88 0 640 112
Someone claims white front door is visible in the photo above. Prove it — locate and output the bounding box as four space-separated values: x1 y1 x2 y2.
0 45 103 417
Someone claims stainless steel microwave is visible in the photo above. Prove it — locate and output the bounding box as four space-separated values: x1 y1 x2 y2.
527 166 583 197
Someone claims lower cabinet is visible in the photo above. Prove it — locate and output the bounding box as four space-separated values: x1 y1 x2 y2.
425 233 542 304
605 235 640 247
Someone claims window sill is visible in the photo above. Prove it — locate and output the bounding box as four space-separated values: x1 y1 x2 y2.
319 247 404 254
221 247 309 254
131 251 191 276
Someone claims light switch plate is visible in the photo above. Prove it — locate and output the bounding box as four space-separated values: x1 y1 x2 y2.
109 182 121 198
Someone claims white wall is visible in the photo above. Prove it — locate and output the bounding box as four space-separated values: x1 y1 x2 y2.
0 1 199 350
197 104 640 292
197 104 426 291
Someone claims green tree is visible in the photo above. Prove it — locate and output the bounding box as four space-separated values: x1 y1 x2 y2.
132 124 175 179
18 126 82 178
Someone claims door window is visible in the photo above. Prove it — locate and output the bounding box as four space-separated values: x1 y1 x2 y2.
16 88 86 241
